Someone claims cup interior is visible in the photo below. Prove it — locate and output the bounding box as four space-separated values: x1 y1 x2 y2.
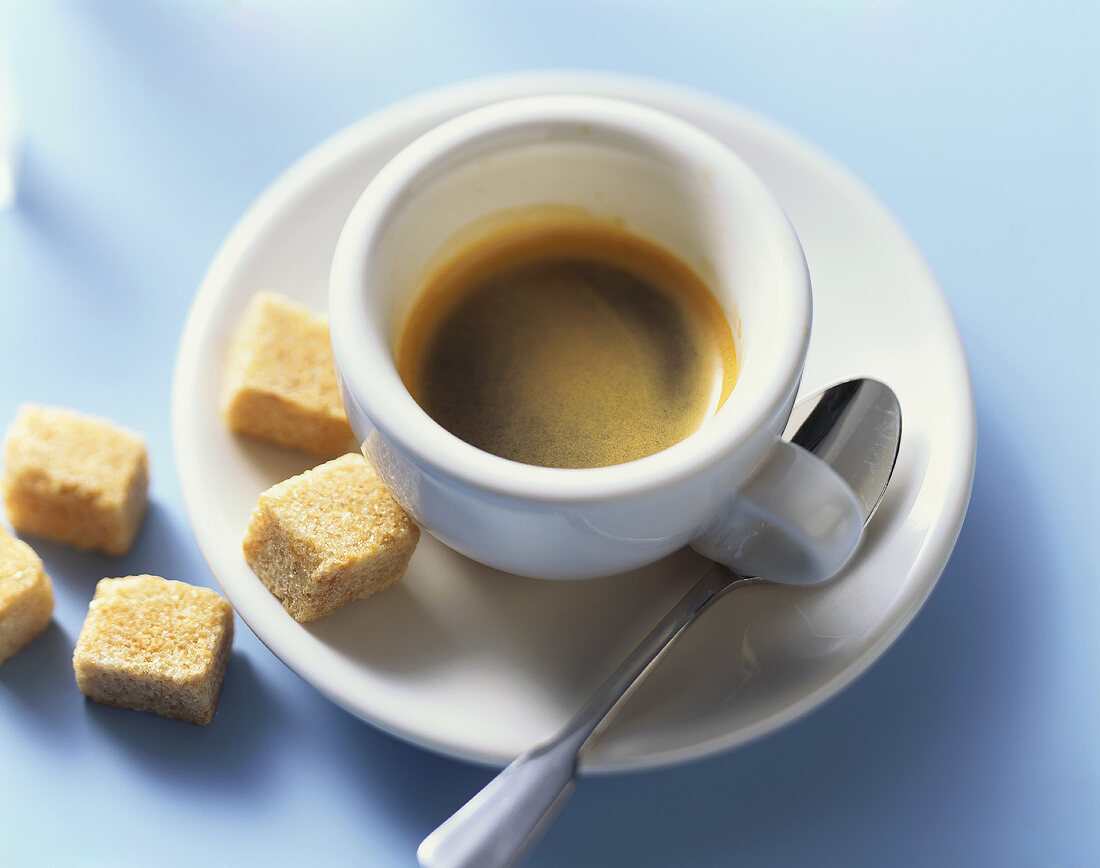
331 95 810 497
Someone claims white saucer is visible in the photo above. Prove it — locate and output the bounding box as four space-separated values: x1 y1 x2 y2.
172 72 975 772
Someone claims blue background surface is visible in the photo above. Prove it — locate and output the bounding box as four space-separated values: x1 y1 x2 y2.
1 2 1097 865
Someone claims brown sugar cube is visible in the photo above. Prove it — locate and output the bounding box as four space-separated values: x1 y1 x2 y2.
2 405 149 556
0 528 54 665
221 291 356 457
72 576 234 725
243 453 419 622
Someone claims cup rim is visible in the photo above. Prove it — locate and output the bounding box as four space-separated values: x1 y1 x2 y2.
330 93 811 502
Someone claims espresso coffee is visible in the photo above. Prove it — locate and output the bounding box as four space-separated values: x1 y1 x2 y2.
396 221 737 468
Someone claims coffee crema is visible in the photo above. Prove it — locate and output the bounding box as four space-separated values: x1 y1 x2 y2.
395 221 737 469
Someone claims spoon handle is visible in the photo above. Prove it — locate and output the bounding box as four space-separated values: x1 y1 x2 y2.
417 563 749 868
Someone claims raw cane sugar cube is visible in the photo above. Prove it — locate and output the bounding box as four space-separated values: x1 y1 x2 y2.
2 405 149 556
0 528 54 665
242 453 419 623
221 291 356 457
72 576 234 725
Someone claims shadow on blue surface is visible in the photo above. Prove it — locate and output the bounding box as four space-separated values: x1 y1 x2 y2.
323 703 494 836
16 500 218 600
335 402 1047 866
0 621 75 715
82 651 283 794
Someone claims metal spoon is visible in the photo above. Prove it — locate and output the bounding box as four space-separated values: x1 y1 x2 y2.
418 378 902 868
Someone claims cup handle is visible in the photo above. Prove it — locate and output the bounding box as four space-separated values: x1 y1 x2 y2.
691 440 863 584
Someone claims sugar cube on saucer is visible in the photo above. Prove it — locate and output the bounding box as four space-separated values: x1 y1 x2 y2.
242 453 419 622
221 291 356 457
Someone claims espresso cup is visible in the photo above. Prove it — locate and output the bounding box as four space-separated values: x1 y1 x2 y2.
329 94 862 582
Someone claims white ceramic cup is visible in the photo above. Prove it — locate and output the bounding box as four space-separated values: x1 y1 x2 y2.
330 94 862 582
